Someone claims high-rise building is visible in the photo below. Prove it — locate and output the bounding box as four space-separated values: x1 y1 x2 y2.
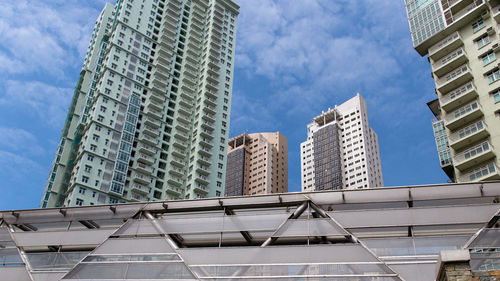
40 0 240 208
404 0 500 183
225 132 288 196
300 94 383 192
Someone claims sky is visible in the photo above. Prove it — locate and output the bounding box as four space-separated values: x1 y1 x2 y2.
0 0 448 210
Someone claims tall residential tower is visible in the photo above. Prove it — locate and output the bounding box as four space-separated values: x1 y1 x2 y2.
225 132 288 196
404 0 500 182
41 0 239 208
300 94 383 192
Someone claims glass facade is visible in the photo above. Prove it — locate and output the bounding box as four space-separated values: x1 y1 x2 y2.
313 123 343 190
405 0 445 46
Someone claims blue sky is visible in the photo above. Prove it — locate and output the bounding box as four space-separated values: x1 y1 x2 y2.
0 0 447 210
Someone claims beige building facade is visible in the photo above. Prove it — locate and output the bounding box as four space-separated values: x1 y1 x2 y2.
405 0 500 182
225 132 288 196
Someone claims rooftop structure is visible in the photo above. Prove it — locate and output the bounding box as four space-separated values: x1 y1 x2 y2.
1 181 499 280
301 93 383 191
226 132 288 196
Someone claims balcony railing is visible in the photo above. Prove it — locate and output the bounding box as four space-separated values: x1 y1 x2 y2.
454 141 494 170
440 82 476 111
444 100 482 130
459 161 499 182
449 120 489 149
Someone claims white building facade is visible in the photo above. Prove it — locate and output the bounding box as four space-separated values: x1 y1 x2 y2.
301 94 383 192
41 0 240 208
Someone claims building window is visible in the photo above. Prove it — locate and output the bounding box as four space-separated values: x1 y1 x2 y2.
82 176 89 183
487 69 500 83
493 90 500 103
79 187 86 195
216 190 221 197
218 163 223 169
472 18 485 33
482 52 496 66
476 34 490 48
75 199 84 206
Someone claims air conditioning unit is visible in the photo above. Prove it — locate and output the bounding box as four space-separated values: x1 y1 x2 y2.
492 43 500 51
487 26 495 35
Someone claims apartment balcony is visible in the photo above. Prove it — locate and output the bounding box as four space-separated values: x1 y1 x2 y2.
150 89 167 104
139 133 158 146
139 143 156 156
185 60 199 72
458 161 500 182
142 125 160 137
152 76 168 89
171 147 186 158
177 113 191 125
145 107 163 120
144 116 162 129
166 185 182 196
454 141 495 171
201 119 214 131
494 5 500 22
156 60 170 72
200 128 213 139
198 146 212 157
183 76 197 87
133 162 153 175
196 165 210 175
429 32 463 61
192 14 203 26
137 153 154 165
440 81 477 112
194 184 209 195
164 13 178 26
132 171 150 185
204 96 217 107
167 176 183 187
202 105 217 116
131 183 151 195
181 84 196 94
173 138 188 149
190 20 202 33
444 101 483 130
189 34 202 46
444 0 486 27
154 67 170 80
197 155 211 166
174 130 189 142
205 88 218 99
151 82 166 96
170 157 185 168
208 59 220 69
199 138 213 149
159 38 175 51
178 105 192 116
180 90 194 101
175 121 190 133
195 174 210 185
202 113 216 123
432 48 468 77
169 166 185 178
436 64 473 94
207 67 220 77
449 120 489 150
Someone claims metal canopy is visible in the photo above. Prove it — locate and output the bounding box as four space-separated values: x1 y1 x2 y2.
0 181 499 280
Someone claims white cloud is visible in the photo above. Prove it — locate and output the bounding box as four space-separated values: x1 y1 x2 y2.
0 127 45 156
0 0 101 78
0 150 44 182
1 80 73 128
